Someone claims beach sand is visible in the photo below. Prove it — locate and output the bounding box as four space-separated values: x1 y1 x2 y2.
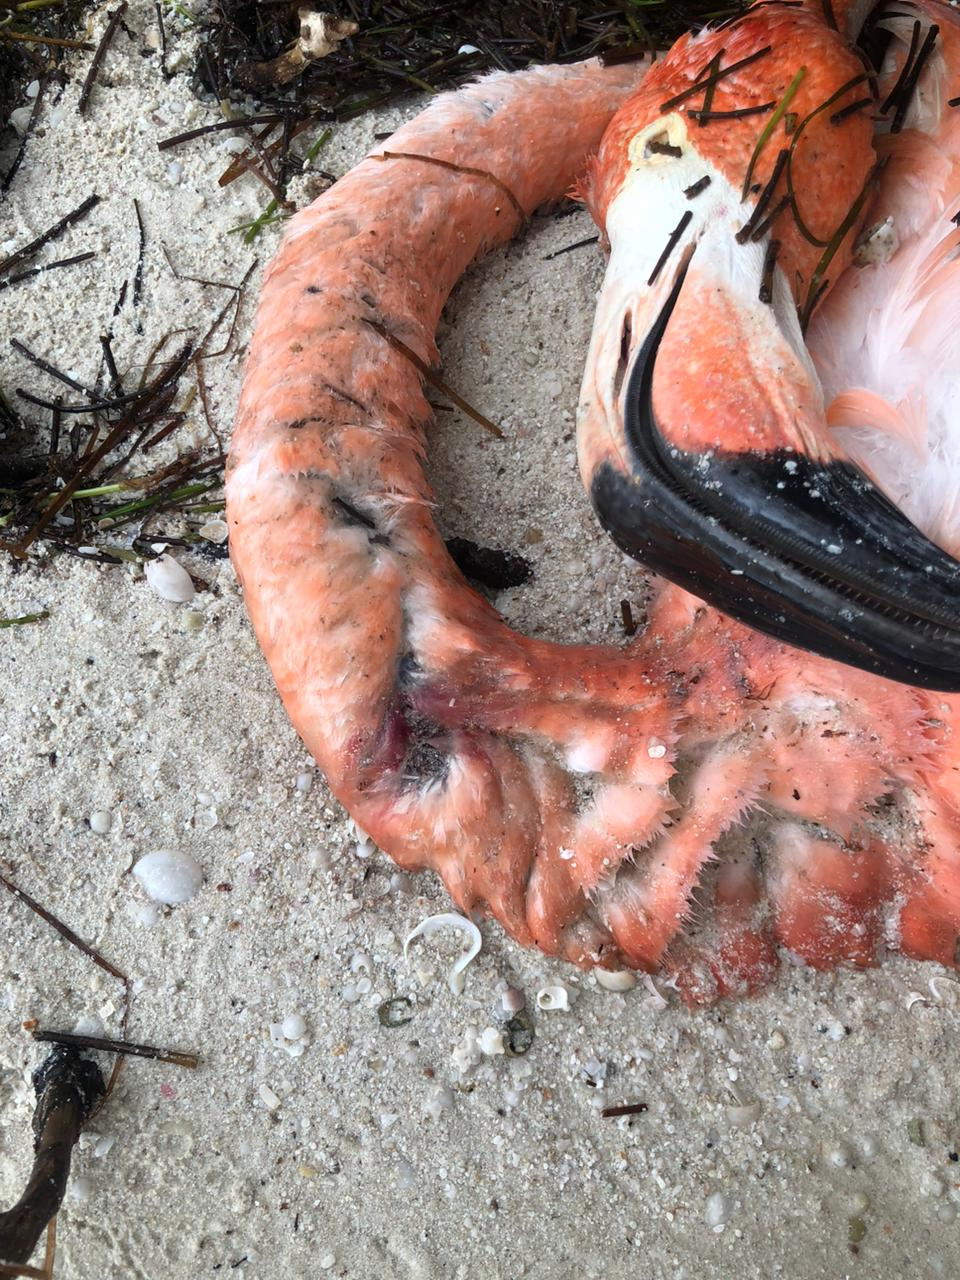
1 6 959 1277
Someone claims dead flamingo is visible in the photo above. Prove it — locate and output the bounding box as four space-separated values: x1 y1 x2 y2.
227 0 960 1001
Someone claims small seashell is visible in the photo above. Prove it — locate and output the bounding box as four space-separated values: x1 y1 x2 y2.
403 912 481 995
145 553 195 603
281 1013 306 1040
478 1027 505 1055
132 849 203 905
500 985 525 1015
258 1083 281 1111
536 984 569 1011
89 810 112 835
595 969 637 993
199 518 229 544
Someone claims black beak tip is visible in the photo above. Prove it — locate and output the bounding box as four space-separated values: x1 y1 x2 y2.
591 458 960 693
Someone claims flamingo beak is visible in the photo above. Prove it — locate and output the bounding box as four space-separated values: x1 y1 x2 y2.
582 250 960 692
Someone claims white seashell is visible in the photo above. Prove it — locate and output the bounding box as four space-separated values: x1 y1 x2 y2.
199 518 229 544
258 1083 281 1111
132 849 203 905
500 986 525 1014
595 969 637 992
281 1013 306 1040
89 810 113 835
403 912 481 995
145 553 195 603
536 985 569 1011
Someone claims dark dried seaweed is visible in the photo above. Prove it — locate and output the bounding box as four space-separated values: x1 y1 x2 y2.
194 0 749 121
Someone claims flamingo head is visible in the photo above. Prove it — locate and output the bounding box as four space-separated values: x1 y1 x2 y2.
575 8 960 691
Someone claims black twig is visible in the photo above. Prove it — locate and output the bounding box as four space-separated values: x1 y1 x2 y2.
601 1102 648 1118
687 101 775 122
132 198 146 330
759 237 781 303
684 175 712 199
736 147 788 243
77 2 128 116
1 74 45 194
157 113 307 151
10 338 107 402
647 211 693 286
648 140 683 158
365 318 504 439
830 96 873 124
543 234 600 260
0 252 95 293
154 0 168 79
34 1030 200 1070
0 195 100 279
890 23 938 133
659 46 772 112
880 18 921 113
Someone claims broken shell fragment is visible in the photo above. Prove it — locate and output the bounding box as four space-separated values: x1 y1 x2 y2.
535 985 570 1011
403 912 482 995
595 969 638 992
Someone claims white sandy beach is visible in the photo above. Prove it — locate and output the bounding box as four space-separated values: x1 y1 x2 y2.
1 5 959 1278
